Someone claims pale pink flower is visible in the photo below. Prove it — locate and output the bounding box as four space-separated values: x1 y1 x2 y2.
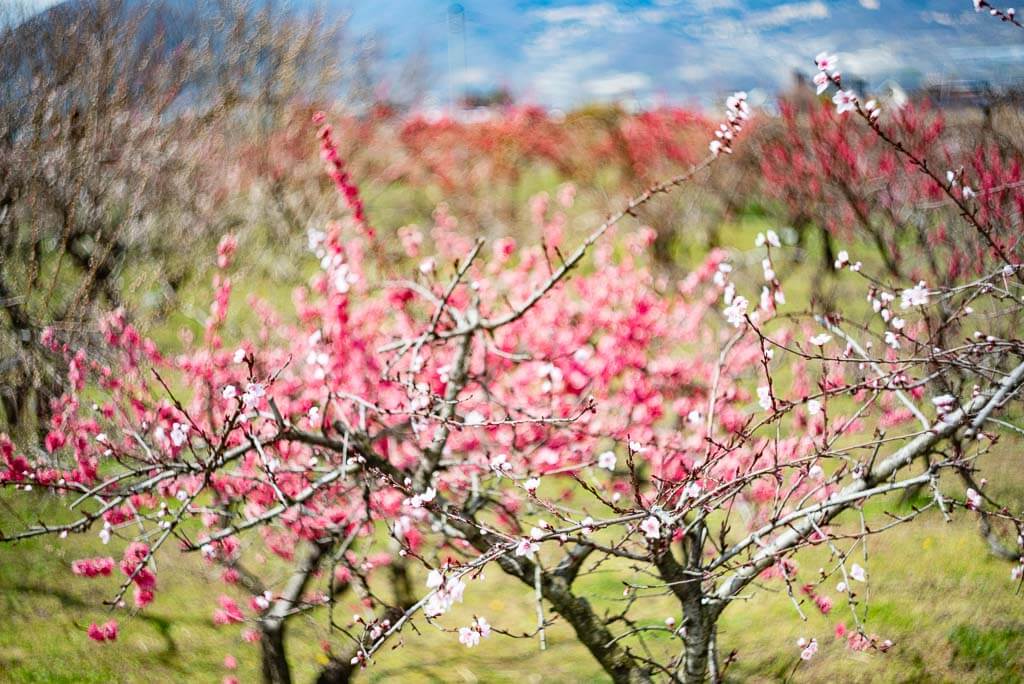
424 571 465 617
640 516 661 539
900 281 930 309
813 71 830 94
458 616 491 647
169 422 189 448
458 627 481 647
832 89 857 114
407 487 437 509
515 537 540 557
241 382 265 409
723 296 749 328
815 51 838 71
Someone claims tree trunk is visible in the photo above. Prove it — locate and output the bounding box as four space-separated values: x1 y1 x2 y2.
495 554 653 684
681 595 713 684
259 541 331 684
315 657 356 684
260 624 291 684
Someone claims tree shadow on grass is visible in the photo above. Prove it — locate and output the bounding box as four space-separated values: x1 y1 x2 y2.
5 582 184 666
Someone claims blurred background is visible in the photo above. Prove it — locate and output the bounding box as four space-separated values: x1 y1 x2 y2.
2 1 1023 681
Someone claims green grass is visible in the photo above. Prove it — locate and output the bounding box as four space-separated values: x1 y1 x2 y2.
3 184 1023 682
3 487 1024 682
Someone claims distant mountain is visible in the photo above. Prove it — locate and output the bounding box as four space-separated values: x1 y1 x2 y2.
16 0 1024 108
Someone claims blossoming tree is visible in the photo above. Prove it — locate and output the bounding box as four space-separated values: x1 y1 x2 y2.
3 36 1024 684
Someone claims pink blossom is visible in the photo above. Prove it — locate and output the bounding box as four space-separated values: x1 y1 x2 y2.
900 281 930 309
515 537 540 557
241 383 265 409
799 637 818 660
213 595 245 625
965 488 983 510
832 89 857 114
815 51 838 71
813 71 830 94
640 516 661 540
87 620 118 642
458 616 491 647
71 557 115 578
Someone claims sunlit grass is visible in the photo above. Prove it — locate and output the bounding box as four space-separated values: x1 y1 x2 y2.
3 185 1022 683
3 487 1023 682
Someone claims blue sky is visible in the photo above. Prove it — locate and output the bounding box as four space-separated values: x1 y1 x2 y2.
23 1 1024 108
342 0 1024 108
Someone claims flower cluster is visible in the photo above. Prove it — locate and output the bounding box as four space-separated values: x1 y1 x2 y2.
457 616 491 647
709 91 751 156
313 111 373 237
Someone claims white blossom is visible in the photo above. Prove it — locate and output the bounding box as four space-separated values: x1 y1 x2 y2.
640 516 661 539
900 281 930 309
723 296 749 328
815 51 838 72
832 89 857 114
242 382 266 409
813 71 829 94
515 537 540 557
407 487 437 509
809 333 832 346
458 627 481 647
170 422 189 447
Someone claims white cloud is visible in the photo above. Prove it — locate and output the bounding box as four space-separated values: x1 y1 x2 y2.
689 0 740 9
859 0 881 9
533 3 617 26
676 63 707 81
584 72 652 97
530 50 609 104
637 9 673 24
842 46 902 75
452 67 489 87
920 11 955 26
1 0 60 25
745 2 829 29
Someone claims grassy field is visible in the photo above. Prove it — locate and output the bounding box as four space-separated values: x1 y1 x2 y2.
3 484 1023 683
2 208 1023 682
